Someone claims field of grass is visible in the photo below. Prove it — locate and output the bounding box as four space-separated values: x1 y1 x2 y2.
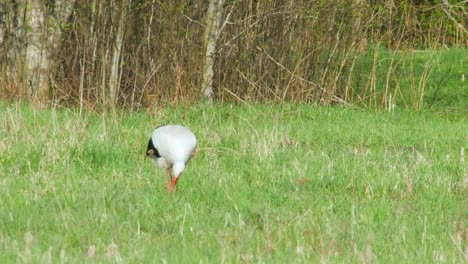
0 102 466 262
350 47 467 112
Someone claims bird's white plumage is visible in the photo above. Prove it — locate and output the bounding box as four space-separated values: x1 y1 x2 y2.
151 125 197 177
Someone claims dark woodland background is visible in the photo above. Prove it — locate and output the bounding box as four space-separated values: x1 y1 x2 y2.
0 0 466 109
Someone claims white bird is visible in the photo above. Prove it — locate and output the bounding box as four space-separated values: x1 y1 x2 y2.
146 125 197 192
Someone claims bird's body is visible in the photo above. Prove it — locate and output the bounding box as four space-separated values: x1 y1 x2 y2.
146 125 197 191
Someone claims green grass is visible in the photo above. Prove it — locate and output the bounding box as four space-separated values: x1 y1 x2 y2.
350 47 467 112
0 102 466 263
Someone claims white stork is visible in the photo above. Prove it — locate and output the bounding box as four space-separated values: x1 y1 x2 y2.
146 125 197 192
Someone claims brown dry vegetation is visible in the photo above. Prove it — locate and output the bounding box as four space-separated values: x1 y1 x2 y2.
0 0 466 109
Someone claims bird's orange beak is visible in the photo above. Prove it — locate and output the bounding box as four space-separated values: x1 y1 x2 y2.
172 177 179 188
166 177 179 193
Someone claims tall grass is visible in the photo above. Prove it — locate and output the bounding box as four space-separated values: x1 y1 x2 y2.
1 1 465 108
346 47 467 112
0 102 466 262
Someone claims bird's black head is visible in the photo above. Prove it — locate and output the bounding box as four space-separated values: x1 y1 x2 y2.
146 138 160 158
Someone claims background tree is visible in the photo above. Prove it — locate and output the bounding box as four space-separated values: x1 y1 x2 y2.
201 0 233 103
1 0 75 106
0 0 465 108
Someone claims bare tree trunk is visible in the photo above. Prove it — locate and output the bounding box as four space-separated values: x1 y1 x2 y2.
108 0 129 107
97 0 130 108
0 3 5 46
5 1 27 91
8 0 75 106
201 0 225 103
24 0 47 103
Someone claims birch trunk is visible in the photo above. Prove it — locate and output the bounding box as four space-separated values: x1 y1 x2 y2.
107 0 130 107
5 1 27 90
24 0 47 103
0 4 5 46
201 0 225 103
8 0 75 105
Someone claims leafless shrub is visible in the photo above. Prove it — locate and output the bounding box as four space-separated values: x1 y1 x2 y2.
0 0 465 108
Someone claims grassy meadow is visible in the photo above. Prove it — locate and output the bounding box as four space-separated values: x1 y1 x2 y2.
347 47 467 113
0 101 466 263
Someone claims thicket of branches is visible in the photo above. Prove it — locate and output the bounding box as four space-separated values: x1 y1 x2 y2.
0 0 466 109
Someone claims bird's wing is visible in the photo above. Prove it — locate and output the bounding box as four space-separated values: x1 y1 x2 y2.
152 125 197 162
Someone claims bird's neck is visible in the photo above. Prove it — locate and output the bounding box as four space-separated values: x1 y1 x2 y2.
173 162 186 178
